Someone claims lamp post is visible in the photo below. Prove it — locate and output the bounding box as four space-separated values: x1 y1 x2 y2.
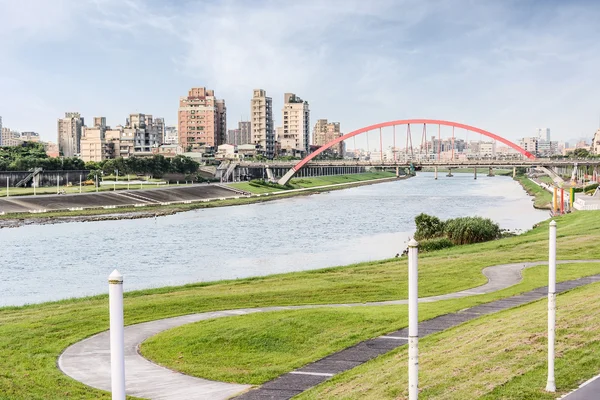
108 270 126 400
546 221 557 392
408 239 419 400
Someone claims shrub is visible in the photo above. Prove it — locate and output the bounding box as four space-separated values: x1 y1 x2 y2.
444 216 501 245
418 237 454 253
414 213 445 241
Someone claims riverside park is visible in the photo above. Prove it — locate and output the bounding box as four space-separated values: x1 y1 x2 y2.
2 168 600 400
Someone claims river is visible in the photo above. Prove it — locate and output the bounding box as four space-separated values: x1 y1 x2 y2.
1 172 548 307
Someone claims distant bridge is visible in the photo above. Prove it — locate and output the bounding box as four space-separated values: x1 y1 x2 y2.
277 119 540 185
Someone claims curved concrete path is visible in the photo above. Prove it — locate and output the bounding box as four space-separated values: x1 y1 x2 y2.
58 259 600 400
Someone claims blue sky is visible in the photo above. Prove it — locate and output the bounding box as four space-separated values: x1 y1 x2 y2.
0 0 599 146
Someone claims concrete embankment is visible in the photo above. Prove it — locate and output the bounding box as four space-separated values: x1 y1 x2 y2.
0 175 406 228
0 184 239 214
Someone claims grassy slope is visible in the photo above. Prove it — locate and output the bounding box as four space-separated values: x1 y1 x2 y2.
229 171 396 194
515 175 552 209
141 262 600 385
1 211 599 399
299 282 600 400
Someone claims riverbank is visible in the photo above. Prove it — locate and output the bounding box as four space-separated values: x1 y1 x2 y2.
514 174 552 209
2 211 600 399
421 167 512 175
0 172 400 228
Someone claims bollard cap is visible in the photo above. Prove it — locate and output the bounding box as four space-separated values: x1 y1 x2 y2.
108 269 123 284
408 238 419 247
550 220 557 227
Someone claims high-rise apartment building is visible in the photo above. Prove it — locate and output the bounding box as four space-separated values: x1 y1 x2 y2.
178 87 225 151
250 89 274 158
57 112 84 157
0 116 3 146
216 100 227 146
313 119 343 155
281 93 310 156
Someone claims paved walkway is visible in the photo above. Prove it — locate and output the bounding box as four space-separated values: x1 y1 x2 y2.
58 260 600 400
562 374 600 399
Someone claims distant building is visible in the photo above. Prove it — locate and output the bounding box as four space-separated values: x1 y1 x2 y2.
58 112 84 157
1 127 23 147
519 136 558 157
0 116 3 146
164 126 178 144
80 123 106 163
313 119 343 156
536 128 551 142
227 121 252 145
20 132 41 142
592 129 600 155
250 89 275 158
127 113 162 153
178 87 226 151
44 141 60 157
152 144 183 158
281 93 310 156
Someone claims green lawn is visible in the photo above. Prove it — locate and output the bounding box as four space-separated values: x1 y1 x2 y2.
1 211 599 399
229 171 396 194
141 262 600 386
299 282 600 400
514 175 552 209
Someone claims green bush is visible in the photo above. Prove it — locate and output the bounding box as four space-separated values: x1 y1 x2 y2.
574 183 598 193
418 237 454 253
414 214 501 246
414 213 445 241
249 179 291 191
444 216 501 245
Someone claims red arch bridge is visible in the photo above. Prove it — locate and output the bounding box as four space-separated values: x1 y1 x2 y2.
216 119 600 184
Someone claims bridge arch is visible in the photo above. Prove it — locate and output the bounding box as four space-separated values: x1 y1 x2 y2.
278 119 535 185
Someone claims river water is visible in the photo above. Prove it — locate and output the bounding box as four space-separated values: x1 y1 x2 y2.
1 172 548 307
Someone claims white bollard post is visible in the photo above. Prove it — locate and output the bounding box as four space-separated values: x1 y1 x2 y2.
108 270 126 400
6 177 9 197
546 221 557 392
57 176 60 194
79 175 82 194
408 239 419 400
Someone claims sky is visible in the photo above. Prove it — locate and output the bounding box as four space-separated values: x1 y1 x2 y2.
0 0 599 147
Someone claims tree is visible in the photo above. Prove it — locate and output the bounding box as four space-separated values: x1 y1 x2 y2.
571 148 590 158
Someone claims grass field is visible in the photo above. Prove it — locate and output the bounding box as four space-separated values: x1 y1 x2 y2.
140 262 600 386
1 211 599 399
298 282 600 400
514 175 552 209
229 171 397 194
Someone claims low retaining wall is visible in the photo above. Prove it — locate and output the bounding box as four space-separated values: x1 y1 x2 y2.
0 170 90 187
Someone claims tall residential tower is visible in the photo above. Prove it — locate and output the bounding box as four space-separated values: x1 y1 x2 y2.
178 87 226 151
250 89 274 158
57 112 84 157
281 93 310 156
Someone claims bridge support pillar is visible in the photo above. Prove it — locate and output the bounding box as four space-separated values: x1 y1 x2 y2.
446 168 453 177
396 167 400 178
474 167 477 180
488 167 494 177
513 167 516 179
434 166 438 180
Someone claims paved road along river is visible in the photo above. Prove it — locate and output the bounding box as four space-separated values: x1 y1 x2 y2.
1 172 548 307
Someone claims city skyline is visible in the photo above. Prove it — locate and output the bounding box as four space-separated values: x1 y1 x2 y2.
1 0 599 145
